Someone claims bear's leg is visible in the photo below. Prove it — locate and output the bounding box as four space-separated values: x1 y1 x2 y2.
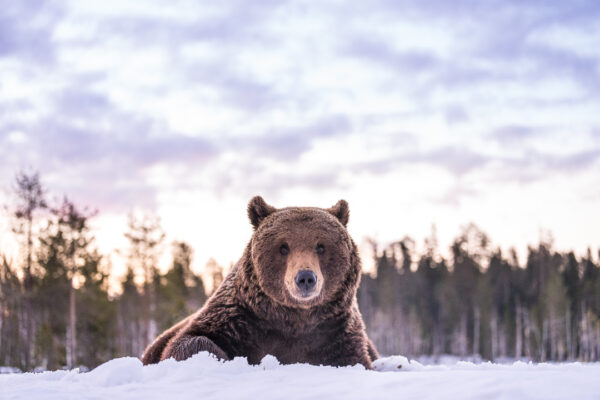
367 338 379 362
142 331 174 365
162 334 230 362
142 316 190 365
332 348 373 369
319 335 373 369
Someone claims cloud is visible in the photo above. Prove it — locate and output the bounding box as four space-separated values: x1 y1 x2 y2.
444 105 469 125
416 147 490 175
537 149 600 172
355 146 491 176
1 0 599 216
337 0 600 100
490 125 538 143
240 169 343 198
344 38 439 75
0 86 217 211
182 61 283 112
430 183 479 207
92 0 283 44
241 114 352 160
0 1 61 63
490 147 600 185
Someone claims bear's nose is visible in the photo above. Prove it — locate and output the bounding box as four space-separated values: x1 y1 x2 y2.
295 270 317 293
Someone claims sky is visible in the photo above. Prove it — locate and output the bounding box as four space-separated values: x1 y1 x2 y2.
1 0 600 279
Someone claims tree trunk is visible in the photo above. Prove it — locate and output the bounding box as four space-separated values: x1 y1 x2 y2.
473 306 480 356
541 319 548 362
524 309 532 359
459 314 468 356
24 218 33 370
491 313 497 360
67 279 77 368
580 303 587 361
515 300 522 359
566 307 572 360
594 320 600 361
499 322 507 357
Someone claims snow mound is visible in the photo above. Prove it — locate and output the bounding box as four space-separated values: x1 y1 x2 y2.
373 355 424 371
2 353 599 400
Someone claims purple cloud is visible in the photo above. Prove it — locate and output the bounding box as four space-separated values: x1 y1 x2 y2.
242 114 352 160
0 93 217 211
1 0 599 213
490 125 538 143
353 146 490 177
0 1 61 63
344 38 438 74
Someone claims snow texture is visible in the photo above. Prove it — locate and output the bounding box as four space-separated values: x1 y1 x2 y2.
1 353 599 400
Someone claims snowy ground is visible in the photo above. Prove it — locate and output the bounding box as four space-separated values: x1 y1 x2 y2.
2 353 599 400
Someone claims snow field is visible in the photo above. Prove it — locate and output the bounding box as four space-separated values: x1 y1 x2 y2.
2 353 600 400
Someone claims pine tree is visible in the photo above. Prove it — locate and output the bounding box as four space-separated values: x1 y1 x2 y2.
123 213 165 351
8 171 47 370
116 267 143 358
0 256 24 369
77 250 116 367
34 197 97 369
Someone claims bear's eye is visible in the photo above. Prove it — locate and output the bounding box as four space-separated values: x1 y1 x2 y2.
279 244 290 256
316 244 325 255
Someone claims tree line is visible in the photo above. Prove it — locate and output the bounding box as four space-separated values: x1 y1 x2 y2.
0 172 214 371
1 172 599 370
358 227 600 362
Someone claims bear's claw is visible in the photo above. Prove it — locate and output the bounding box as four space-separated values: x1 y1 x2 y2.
167 335 230 362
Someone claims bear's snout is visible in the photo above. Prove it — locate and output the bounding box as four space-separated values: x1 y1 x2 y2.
294 270 317 294
283 250 324 303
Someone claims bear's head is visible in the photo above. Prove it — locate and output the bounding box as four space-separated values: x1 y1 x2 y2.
246 196 359 309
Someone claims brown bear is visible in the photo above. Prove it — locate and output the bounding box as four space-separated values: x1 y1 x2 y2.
141 196 378 368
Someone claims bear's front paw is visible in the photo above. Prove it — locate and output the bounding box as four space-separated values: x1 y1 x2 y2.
168 335 230 362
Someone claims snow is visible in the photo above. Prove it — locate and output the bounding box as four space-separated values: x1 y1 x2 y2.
2 353 599 400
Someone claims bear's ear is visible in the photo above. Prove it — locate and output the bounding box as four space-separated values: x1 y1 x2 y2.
327 199 349 227
248 196 277 229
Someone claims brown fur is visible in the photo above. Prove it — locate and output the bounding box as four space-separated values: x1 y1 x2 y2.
141 196 378 368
